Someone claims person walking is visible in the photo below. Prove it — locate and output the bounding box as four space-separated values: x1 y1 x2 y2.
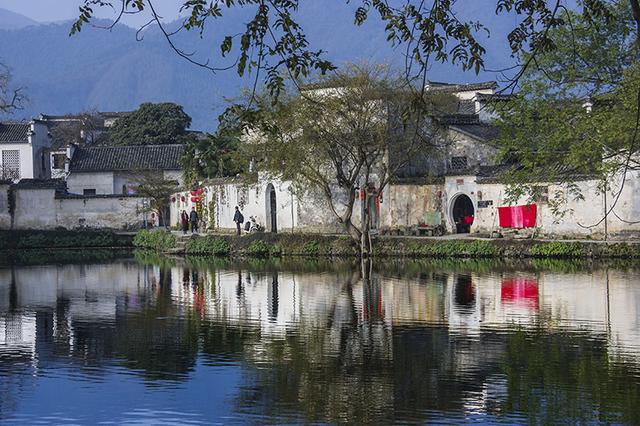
233 206 244 236
180 210 189 235
190 207 199 234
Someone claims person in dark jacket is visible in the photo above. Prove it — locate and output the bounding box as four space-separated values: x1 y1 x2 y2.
190 207 199 233
233 206 244 235
180 210 189 235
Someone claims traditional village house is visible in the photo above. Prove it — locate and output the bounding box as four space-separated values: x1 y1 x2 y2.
174 80 640 238
0 120 51 181
39 112 130 179
66 144 185 196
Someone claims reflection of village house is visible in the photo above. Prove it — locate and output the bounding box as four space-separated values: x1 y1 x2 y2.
1 261 639 421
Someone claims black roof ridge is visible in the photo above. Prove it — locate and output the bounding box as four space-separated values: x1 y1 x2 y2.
75 143 185 149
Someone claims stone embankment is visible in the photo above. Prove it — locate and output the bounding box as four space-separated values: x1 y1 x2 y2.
133 229 640 259
0 230 134 251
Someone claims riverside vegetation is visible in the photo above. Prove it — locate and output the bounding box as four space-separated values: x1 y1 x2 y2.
133 229 640 259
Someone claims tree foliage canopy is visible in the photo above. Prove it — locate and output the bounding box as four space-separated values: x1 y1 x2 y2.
108 102 193 145
494 0 640 208
71 0 624 99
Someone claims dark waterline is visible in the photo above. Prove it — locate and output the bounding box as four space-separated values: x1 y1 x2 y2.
1 256 640 424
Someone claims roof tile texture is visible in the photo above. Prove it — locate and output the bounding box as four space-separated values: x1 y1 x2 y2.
0 122 30 143
69 144 184 172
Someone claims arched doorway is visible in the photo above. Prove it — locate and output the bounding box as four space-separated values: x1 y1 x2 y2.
266 184 277 233
451 194 474 234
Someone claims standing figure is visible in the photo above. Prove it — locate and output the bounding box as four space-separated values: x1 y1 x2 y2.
180 210 189 235
190 207 199 233
233 206 244 236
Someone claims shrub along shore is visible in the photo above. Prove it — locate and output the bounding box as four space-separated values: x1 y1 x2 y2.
133 229 640 259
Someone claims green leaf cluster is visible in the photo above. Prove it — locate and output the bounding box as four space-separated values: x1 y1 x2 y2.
132 229 177 251
529 242 585 258
185 236 231 256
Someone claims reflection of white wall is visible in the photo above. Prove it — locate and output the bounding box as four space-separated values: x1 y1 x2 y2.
2 262 640 361
0 313 36 355
169 268 345 337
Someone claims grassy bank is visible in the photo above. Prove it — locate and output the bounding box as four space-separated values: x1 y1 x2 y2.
136 230 640 259
0 230 134 250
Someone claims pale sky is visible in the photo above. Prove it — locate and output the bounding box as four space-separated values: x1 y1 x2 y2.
0 0 185 27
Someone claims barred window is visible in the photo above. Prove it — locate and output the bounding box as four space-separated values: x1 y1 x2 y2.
1 150 20 180
450 156 468 171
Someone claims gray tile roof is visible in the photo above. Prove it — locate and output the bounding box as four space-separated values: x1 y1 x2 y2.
0 122 30 143
14 178 67 191
69 144 185 172
450 123 500 142
427 81 498 93
439 114 480 125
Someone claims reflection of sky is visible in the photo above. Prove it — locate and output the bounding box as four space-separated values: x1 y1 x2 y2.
2 360 241 425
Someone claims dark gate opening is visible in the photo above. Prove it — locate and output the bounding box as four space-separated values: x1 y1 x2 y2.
452 194 474 234
269 186 277 233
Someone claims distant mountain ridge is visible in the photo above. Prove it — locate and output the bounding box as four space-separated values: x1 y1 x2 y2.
0 8 38 30
0 3 515 131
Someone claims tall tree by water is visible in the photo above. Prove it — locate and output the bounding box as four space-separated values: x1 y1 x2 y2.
238 64 454 256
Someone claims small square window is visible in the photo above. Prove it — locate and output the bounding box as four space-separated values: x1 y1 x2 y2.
450 156 468 170
83 189 96 196
52 154 67 169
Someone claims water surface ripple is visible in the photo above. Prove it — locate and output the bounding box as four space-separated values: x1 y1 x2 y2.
0 258 639 424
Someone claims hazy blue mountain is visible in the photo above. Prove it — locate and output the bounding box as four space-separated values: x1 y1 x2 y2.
0 8 38 30
0 3 515 131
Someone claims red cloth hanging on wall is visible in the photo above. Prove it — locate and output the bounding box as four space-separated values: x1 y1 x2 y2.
498 204 537 228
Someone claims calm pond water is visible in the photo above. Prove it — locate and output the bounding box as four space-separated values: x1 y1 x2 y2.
1 254 640 424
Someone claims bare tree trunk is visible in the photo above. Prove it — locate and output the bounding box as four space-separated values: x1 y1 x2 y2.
360 189 374 258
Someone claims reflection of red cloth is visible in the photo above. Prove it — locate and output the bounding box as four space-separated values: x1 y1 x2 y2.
501 278 539 309
462 215 474 225
498 204 537 228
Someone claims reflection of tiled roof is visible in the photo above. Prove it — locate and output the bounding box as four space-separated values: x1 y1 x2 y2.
0 122 30 143
69 144 184 172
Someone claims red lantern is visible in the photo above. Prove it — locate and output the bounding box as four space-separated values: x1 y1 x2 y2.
191 197 197 202
196 188 204 195
171 196 176 203
181 196 186 202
